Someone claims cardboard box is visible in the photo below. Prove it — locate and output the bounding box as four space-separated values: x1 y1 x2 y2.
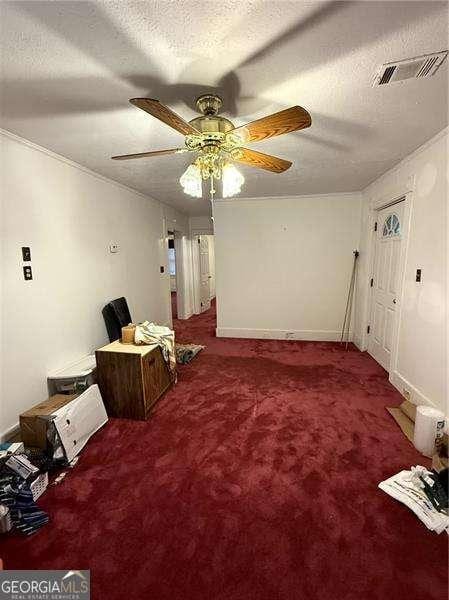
53 385 108 462
19 386 108 461
20 394 78 449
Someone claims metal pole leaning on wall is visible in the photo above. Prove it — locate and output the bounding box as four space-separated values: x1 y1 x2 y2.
341 250 360 349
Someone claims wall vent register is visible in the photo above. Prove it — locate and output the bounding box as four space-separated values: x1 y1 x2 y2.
374 51 447 85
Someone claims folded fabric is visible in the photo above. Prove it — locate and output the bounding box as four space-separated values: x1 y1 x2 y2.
379 466 449 534
175 343 205 364
134 322 176 372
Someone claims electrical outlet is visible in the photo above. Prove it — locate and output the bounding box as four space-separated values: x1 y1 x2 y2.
285 332 295 340
23 265 33 281
22 246 31 261
403 389 411 401
109 244 120 254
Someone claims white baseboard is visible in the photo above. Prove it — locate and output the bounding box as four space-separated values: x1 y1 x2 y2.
179 311 193 320
390 370 438 410
216 327 345 341
390 370 448 432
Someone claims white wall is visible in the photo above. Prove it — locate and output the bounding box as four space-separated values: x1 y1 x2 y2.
189 215 214 235
214 194 362 340
354 129 447 414
0 131 187 437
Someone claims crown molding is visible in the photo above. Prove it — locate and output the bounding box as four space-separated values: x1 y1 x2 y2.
363 126 448 192
2 125 446 215
213 191 363 204
0 128 189 217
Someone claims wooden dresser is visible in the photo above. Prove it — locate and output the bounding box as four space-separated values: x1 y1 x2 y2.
95 341 172 420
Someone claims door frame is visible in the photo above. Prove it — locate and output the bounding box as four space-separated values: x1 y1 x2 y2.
191 234 213 314
164 226 192 325
365 190 413 377
191 234 202 315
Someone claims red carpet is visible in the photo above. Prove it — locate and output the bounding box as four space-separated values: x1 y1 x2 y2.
1 301 447 599
171 291 177 319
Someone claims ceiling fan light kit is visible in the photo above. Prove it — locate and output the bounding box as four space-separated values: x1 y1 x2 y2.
111 94 311 201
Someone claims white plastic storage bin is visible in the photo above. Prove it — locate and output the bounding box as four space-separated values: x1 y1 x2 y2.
47 355 97 395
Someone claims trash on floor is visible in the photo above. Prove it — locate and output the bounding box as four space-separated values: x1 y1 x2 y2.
0 477 49 536
0 384 108 537
386 399 416 443
52 384 108 462
0 455 50 536
175 343 205 364
379 465 449 534
0 503 12 533
20 384 108 462
0 442 25 460
387 400 448 467
20 393 79 451
414 406 446 458
5 454 39 479
433 438 449 473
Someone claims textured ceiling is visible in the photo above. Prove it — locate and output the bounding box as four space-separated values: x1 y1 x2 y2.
1 1 448 215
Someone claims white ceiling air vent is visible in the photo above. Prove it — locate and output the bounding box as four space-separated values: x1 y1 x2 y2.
374 51 448 86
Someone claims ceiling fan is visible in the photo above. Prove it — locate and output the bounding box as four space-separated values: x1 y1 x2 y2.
112 94 312 199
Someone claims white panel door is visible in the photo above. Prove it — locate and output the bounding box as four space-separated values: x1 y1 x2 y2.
199 235 211 312
368 202 404 371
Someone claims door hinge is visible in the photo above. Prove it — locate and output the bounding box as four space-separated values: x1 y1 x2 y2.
370 278 374 287
374 222 377 232
367 325 371 334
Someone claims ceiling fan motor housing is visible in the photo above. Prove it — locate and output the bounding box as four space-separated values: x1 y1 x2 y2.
188 94 235 151
195 94 223 115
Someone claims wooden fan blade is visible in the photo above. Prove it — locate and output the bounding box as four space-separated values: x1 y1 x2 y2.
111 148 187 160
130 98 199 135
229 106 311 144
233 148 292 173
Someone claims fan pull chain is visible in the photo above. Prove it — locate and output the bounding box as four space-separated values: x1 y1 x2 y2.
209 175 215 201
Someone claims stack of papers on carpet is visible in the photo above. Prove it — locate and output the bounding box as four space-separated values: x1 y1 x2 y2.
379 466 449 534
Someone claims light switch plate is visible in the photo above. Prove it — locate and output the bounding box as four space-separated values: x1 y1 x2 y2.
22 246 31 261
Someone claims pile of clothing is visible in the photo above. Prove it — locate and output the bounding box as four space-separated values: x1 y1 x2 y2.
134 322 176 373
379 466 449 534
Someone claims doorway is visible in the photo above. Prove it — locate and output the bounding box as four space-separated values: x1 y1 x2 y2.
367 200 406 371
192 234 215 314
168 233 177 318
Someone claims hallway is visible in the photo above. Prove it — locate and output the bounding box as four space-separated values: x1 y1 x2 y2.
2 302 447 599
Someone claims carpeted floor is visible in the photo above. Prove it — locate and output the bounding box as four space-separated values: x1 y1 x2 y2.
171 291 177 319
1 300 447 599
